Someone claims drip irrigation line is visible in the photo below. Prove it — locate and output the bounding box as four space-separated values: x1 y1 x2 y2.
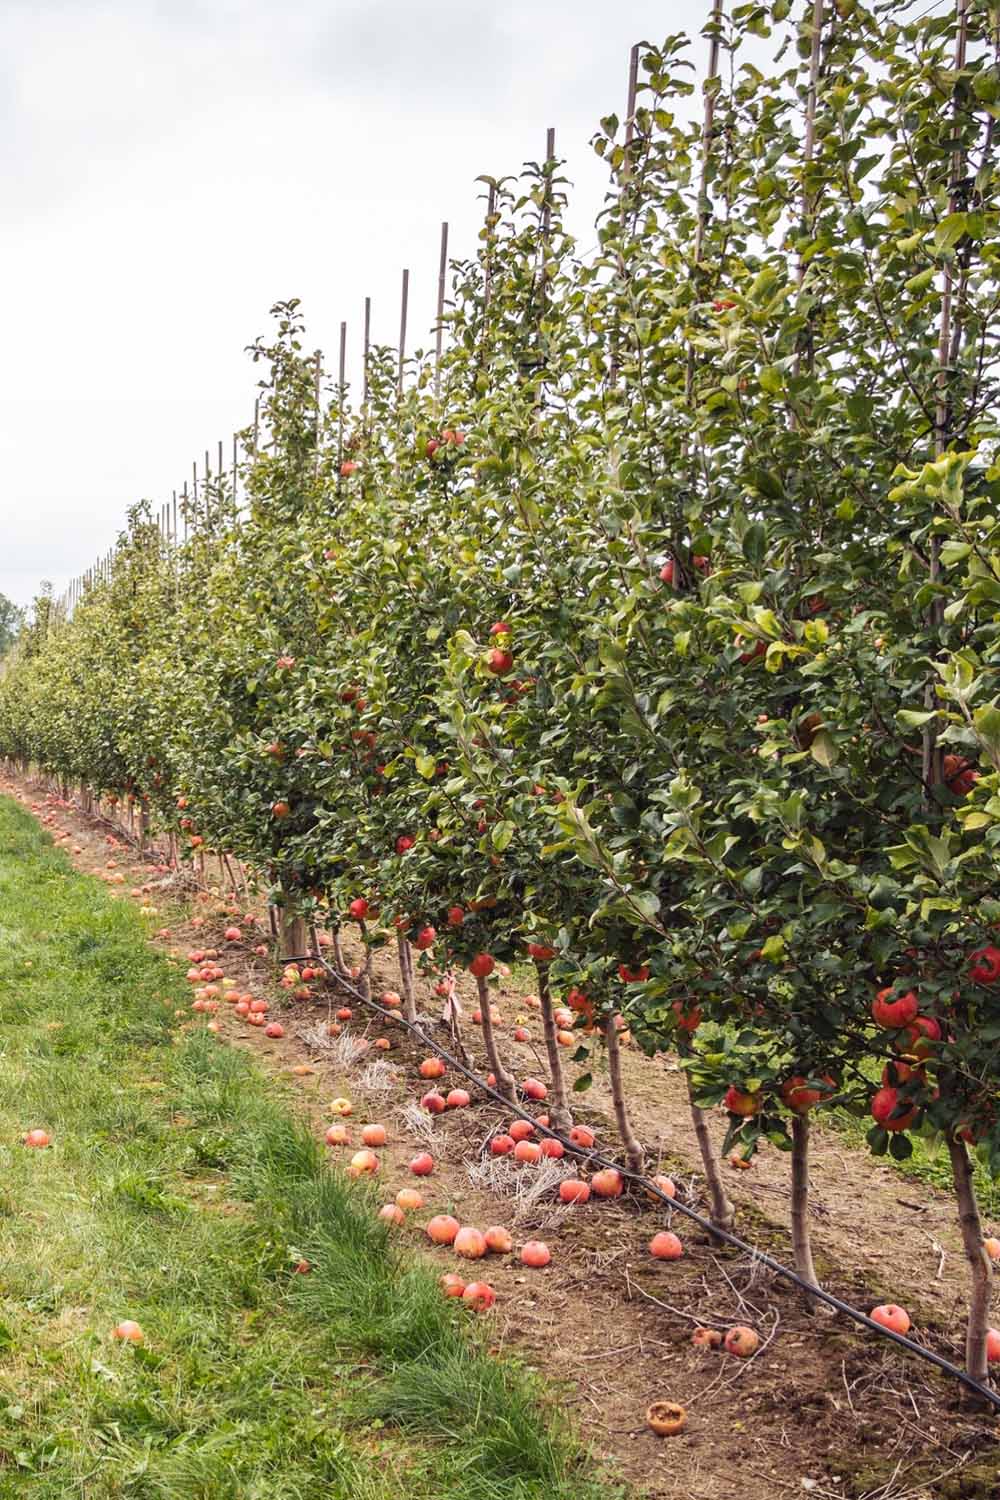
282 946 1000 1413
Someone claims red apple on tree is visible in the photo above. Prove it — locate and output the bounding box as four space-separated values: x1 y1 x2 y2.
871 986 919 1028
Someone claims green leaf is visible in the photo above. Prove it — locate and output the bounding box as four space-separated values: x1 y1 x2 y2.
809 729 837 768
896 709 936 729
742 522 767 564
972 704 1000 760
572 1072 593 1093
491 821 515 852
933 212 967 252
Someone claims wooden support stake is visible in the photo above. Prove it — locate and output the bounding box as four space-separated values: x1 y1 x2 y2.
397 268 409 397
924 0 971 794
363 296 371 411
435 221 449 404
313 349 322 469
338 320 347 471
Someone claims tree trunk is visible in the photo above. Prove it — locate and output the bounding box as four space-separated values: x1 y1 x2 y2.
332 928 347 978
686 1072 735 1233
947 1133 993 1388
605 1013 644 1173
536 963 573 1134
280 907 306 960
397 933 418 1023
476 974 516 1103
790 1113 819 1289
440 978 473 1068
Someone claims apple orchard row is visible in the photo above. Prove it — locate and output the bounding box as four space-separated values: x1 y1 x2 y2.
4 2 1000 1383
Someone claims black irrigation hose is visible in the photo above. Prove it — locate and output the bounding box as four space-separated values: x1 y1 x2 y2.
287 949 1000 1411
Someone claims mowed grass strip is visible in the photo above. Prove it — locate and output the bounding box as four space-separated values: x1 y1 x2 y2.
0 797 618 1500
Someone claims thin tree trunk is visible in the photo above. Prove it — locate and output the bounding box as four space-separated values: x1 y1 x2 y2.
947 1134 992 1388
333 928 347 977
605 1013 644 1172
476 974 516 1103
440 977 473 1068
790 1113 819 1289
397 933 417 1023
280 908 306 960
536 962 573 1134
686 1072 735 1233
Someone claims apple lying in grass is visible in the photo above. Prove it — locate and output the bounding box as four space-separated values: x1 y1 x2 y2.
348 1149 379 1176
559 1179 591 1204
113 1320 144 1344
461 1281 495 1311
520 1240 551 1268
410 1152 435 1176
649 1231 683 1261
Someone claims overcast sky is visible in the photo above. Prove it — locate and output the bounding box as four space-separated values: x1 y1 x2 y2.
1 0 706 611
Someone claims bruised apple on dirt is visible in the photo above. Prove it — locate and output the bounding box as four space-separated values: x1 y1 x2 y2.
454 1226 488 1259
649 1231 683 1261
646 1400 686 1436
723 1326 760 1358
871 1303 910 1335
426 1214 460 1245
591 1168 623 1198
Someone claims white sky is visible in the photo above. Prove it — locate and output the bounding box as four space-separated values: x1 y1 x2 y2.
1 0 706 610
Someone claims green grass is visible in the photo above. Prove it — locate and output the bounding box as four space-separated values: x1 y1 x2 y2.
0 796 619 1500
828 1099 1000 1223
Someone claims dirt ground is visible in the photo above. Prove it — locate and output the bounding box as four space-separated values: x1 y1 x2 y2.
6 772 1000 1500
